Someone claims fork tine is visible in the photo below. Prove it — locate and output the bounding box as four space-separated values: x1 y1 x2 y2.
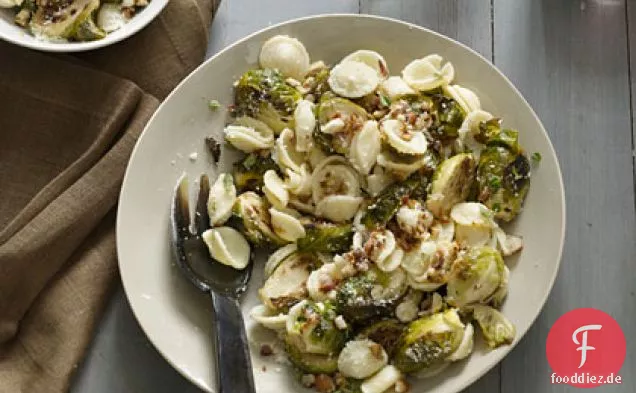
195 174 211 235
171 173 191 238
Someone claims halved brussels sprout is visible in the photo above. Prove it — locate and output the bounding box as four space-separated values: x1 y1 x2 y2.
393 309 465 373
426 153 476 218
336 267 408 323
427 93 466 141
233 68 301 133
446 246 505 307
314 97 369 154
284 335 339 374
286 300 349 355
362 175 427 229
259 252 314 311
356 319 405 357
476 136 530 221
230 192 285 247
297 221 354 253
232 153 279 193
30 0 104 41
471 304 516 348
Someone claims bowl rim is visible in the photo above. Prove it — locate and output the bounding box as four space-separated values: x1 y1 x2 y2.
116 13 566 393
0 0 168 53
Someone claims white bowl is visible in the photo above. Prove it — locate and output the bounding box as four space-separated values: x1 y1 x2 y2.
117 14 565 393
0 0 167 52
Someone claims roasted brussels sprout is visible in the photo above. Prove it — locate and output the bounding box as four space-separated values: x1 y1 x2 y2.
303 64 331 99
362 174 427 229
393 309 465 373
286 300 349 355
356 319 405 357
446 246 505 308
476 131 530 221
297 221 354 253
427 93 466 141
232 153 279 192
474 118 502 144
336 267 408 323
230 192 285 247
471 304 516 348
30 0 105 41
314 97 369 154
234 68 301 133
259 252 315 310
426 153 476 218
284 335 339 374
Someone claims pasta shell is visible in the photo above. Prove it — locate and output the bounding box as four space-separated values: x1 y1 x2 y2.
97 4 127 33
444 84 481 113
259 35 310 80
494 227 524 256
377 247 403 273
365 229 396 265
312 156 361 203
273 128 305 173
285 164 312 197
402 54 455 91
264 243 297 278
306 263 339 301
380 76 417 100
430 220 455 243
349 120 382 175
315 195 363 222
263 170 289 209
269 207 306 242
294 99 316 152
447 323 475 361
381 119 428 155
458 110 494 157
341 50 389 78
224 117 275 152
376 148 432 178
338 339 388 379
207 173 237 227
201 227 250 270
249 304 288 331
288 197 315 215
308 147 328 170
401 240 437 276
328 61 381 98
407 275 443 292
320 118 346 134
366 166 395 197
360 365 402 393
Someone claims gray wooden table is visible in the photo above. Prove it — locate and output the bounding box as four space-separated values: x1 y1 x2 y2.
70 1 636 392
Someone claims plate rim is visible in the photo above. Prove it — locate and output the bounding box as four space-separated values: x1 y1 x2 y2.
116 13 566 393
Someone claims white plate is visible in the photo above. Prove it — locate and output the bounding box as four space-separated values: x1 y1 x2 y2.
0 0 167 52
117 14 565 393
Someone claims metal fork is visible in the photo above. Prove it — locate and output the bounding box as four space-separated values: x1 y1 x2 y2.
170 173 256 393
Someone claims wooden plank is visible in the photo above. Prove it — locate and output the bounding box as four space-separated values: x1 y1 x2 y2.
360 2 498 392
494 1 636 392
207 0 360 55
361 0 492 59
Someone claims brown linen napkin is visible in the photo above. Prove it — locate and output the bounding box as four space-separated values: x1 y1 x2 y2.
0 0 219 392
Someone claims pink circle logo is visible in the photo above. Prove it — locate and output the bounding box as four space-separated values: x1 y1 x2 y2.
546 308 626 388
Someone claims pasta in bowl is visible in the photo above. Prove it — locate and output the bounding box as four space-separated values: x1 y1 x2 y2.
116 14 564 393
199 35 531 392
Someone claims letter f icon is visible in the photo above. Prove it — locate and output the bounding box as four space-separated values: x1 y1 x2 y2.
572 324 602 368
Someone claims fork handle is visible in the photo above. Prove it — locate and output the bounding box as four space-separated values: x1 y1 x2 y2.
210 291 256 393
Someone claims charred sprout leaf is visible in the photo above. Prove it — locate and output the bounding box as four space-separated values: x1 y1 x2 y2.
230 191 285 247
259 252 314 311
531 152 542 163
204 137 222 164
334 377 362 393
297 221 353 253
487 128 521 154
232 153 279 192
356 319 405 357
426 153 476 218
477 145 530 221
234 68 301 133
362 174 427 229
336 267 408 324
393 309 465 373
284 335 339 374
208 99 221 111
474 118 502 144
471 304 516 348
446 246 505 307
427 93 466 141
287 300 349 355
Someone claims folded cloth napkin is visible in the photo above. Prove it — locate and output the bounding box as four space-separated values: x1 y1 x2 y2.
0 0 219 391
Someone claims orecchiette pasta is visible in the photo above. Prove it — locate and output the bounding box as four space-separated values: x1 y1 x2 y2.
311 156 361 203
444 84 481 113
294 99 316 152
360 365 402 393
364 229 396 265
264 243 297 277
376 147 432 178
224 117 275 152
269 207 306 242
201 227 250 270
274 128 305 173
447 323 475 361
366 166 395 196
380 76 416 100
341 50 389 79
328 60 381 98
259 35 310 80
381 119 428 155
402 54 454 91
284 164 312 197
337 339 388 379
207 173 236 227
249 304 289 330
315 195 363 222
263 170 289 209
349 120 382 175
